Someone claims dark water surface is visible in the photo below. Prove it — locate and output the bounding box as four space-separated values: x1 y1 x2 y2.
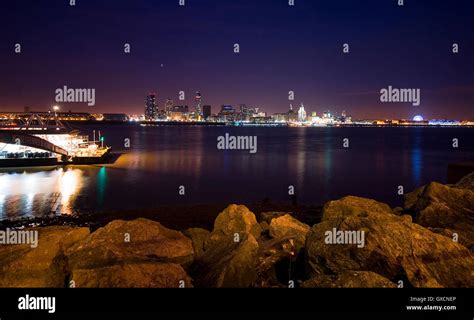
1 125 473 220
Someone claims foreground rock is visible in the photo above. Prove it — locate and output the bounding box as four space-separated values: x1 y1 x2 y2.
251 214 310 287
67 218 194 269
405 181 474 250
66 218 194 287
206 204 261 248
269 214 310 251
454 171 474 190
0 226 89 287
302 271 396 288
306 196 474 288
254 235 302 287
260 211 291 225
183 228 210 259
71 262 192 288
191 205 261 287
190 233 259 287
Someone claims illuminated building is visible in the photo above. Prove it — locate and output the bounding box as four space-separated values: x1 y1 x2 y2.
298 103 307 122
272 113 288 122
172 105 189 113
102 114 128 122
145 94 158 120
287 104 297 122
218 105 236 122
323 111 332 119
413 115 424 122
202 105 211 120
168 105 189 121
169 112 188 121
165 98 174 114
195 92 202 116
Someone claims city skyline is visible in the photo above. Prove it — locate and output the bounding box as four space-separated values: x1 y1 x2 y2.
2 92 474 123
0 0 473 119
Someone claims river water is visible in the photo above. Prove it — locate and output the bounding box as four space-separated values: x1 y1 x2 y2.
0 125 473 220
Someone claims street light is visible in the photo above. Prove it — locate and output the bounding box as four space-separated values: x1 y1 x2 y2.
52 105 60 118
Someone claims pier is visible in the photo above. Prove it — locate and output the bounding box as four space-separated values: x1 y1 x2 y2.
0 114 110 167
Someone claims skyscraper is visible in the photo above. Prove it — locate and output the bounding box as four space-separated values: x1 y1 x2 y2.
288 104 297 122
145 93 158 120
202 105 211 119
298 103 307 122
195 91 202 115
165 98 174 113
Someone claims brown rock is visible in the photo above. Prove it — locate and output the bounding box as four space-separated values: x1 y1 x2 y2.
454 171 474 190
259 221 270 235
401 215 413 223
306 196 474 288
0 226 89 287
269 214 310 251
191 233 259 288
427 227 457 240
302 271 396 288
70 262 192 288
183 228 210 258
392 207 404 215
404 186 424 209
206 204 261 247
66 218 194 270
405 181 474 250
260 211 291 224
254 236 301 288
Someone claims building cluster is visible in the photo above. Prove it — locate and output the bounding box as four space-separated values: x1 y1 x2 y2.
141 92 353 126
143 92 211 122
272 104 352 126
1 98 472 127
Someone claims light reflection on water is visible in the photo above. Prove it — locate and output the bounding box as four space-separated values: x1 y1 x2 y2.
0 168 85 219
0 126 472 220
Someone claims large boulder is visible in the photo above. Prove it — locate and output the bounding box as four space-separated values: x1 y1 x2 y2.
404 186 424 209
253 215 309 287
260 211 291 224
0 226 90 287
269 214 310 251
70 262 192 288
206 204 261 248
405 181 474 250
306 196 474 288
302 271 396 288
189 205 262 287
454 171 474 190
183 228 210 259
65 219 194 288
66 218 194 270
191 233 259 288
254 235 303 288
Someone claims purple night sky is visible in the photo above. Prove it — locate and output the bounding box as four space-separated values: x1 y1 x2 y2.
0 0 473 119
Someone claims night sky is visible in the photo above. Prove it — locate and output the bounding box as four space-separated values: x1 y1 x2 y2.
0 0 473 119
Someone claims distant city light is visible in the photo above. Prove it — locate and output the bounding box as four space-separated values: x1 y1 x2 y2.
413 115 424 122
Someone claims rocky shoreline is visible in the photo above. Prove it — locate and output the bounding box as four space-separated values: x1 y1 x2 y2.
1 173 473 288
